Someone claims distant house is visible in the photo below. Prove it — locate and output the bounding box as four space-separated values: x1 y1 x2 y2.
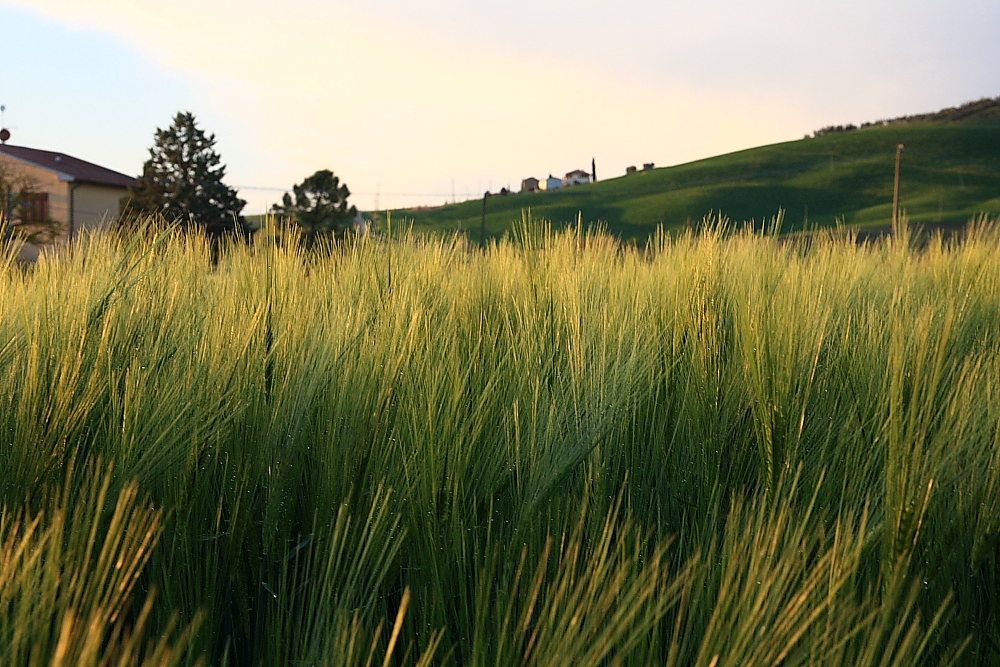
0 144 137 241
540 175 562 191
563 169 590 187
521 177 540 193
353 211 369 235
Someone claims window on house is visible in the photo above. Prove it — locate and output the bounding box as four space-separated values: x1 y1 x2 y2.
18 192 49 222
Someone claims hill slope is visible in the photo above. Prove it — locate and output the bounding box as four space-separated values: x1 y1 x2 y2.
387 106 1000 242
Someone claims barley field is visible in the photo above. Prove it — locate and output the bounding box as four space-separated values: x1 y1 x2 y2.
1 216 999 667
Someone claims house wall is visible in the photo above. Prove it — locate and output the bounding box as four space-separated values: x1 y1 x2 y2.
72 184 126 234
0 155 70 225
0 155 128 235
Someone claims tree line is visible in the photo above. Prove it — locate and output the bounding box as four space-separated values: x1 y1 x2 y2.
125 111 358 245
811 95 1000 138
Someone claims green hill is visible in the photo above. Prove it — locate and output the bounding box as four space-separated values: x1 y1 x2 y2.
386 99 1000 242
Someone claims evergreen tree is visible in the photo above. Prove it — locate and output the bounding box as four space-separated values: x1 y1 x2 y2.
271 169 357 246
129 112 245 235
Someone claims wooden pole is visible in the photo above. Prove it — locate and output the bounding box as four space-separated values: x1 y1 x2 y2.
3 186 12 244
892 143 904 237
480 191 489 248
68 182 78 246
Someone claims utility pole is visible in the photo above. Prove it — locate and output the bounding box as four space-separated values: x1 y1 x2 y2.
68 183 79 245
3 186 13 244
480 191 489 248
892 144 904 237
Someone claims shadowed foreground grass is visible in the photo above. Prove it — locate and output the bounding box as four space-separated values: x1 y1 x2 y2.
1 216 999 666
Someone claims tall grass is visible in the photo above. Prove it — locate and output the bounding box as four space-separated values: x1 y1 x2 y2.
0 215 998 665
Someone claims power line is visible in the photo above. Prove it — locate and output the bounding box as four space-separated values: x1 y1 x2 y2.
487 150 1000 202
232 183 469 198
19 149 990 216
902 150 1000 173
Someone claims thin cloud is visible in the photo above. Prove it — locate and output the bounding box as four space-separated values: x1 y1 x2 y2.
7 0 996 212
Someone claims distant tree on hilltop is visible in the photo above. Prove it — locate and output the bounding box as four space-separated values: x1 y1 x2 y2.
129 111 246 236
271 169 357 247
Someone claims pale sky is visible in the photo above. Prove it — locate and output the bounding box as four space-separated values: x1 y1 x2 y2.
2 0 998 213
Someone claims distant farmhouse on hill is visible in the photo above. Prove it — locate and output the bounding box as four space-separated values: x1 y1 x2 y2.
0 144 136 258
563 169 590 187
520 167 592 193
540 175 562 191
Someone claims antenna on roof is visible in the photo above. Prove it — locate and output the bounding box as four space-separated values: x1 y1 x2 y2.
0 105 9 144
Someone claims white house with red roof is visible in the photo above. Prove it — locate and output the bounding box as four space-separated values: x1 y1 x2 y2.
563 169 591 187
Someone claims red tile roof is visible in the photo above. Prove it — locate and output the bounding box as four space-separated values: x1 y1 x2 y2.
0 144 137 189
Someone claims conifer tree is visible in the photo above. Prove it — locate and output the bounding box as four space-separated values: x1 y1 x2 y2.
129 111 245 235
271 169 358 246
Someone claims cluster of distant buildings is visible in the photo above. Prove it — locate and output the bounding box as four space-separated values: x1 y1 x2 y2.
520 169 591 193
520 159 597 194
518 160 655 194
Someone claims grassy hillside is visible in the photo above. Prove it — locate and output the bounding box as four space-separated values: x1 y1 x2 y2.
387 118 1000 243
